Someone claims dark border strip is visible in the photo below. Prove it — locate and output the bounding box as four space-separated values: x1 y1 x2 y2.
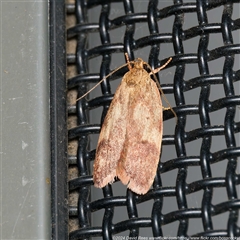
49 1 68 239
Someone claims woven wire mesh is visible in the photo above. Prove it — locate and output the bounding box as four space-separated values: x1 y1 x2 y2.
66 0 240 238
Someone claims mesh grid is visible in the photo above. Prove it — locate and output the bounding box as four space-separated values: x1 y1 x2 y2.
66 0 240 238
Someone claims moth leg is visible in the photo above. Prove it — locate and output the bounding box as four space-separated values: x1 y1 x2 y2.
150 57 172 75
162 106 171 111
124 53 132 70
162 106 178 122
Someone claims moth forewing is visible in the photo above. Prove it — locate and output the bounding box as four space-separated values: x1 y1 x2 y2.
93 57 166 195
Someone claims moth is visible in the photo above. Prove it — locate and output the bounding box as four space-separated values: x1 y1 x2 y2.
87 54 173 195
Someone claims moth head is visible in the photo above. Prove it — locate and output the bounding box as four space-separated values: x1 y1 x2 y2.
134 58 145 69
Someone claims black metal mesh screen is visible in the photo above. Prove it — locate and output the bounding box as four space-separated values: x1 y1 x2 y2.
66 0 240 238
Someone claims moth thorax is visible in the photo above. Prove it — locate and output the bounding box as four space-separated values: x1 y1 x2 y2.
126 71 142 86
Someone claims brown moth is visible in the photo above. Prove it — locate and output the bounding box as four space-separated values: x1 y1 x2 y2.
93 54 172 195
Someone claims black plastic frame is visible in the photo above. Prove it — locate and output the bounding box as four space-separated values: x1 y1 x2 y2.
50 0 68 239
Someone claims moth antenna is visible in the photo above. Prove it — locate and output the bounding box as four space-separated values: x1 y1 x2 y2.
76 62 131 102
145 58 177 120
